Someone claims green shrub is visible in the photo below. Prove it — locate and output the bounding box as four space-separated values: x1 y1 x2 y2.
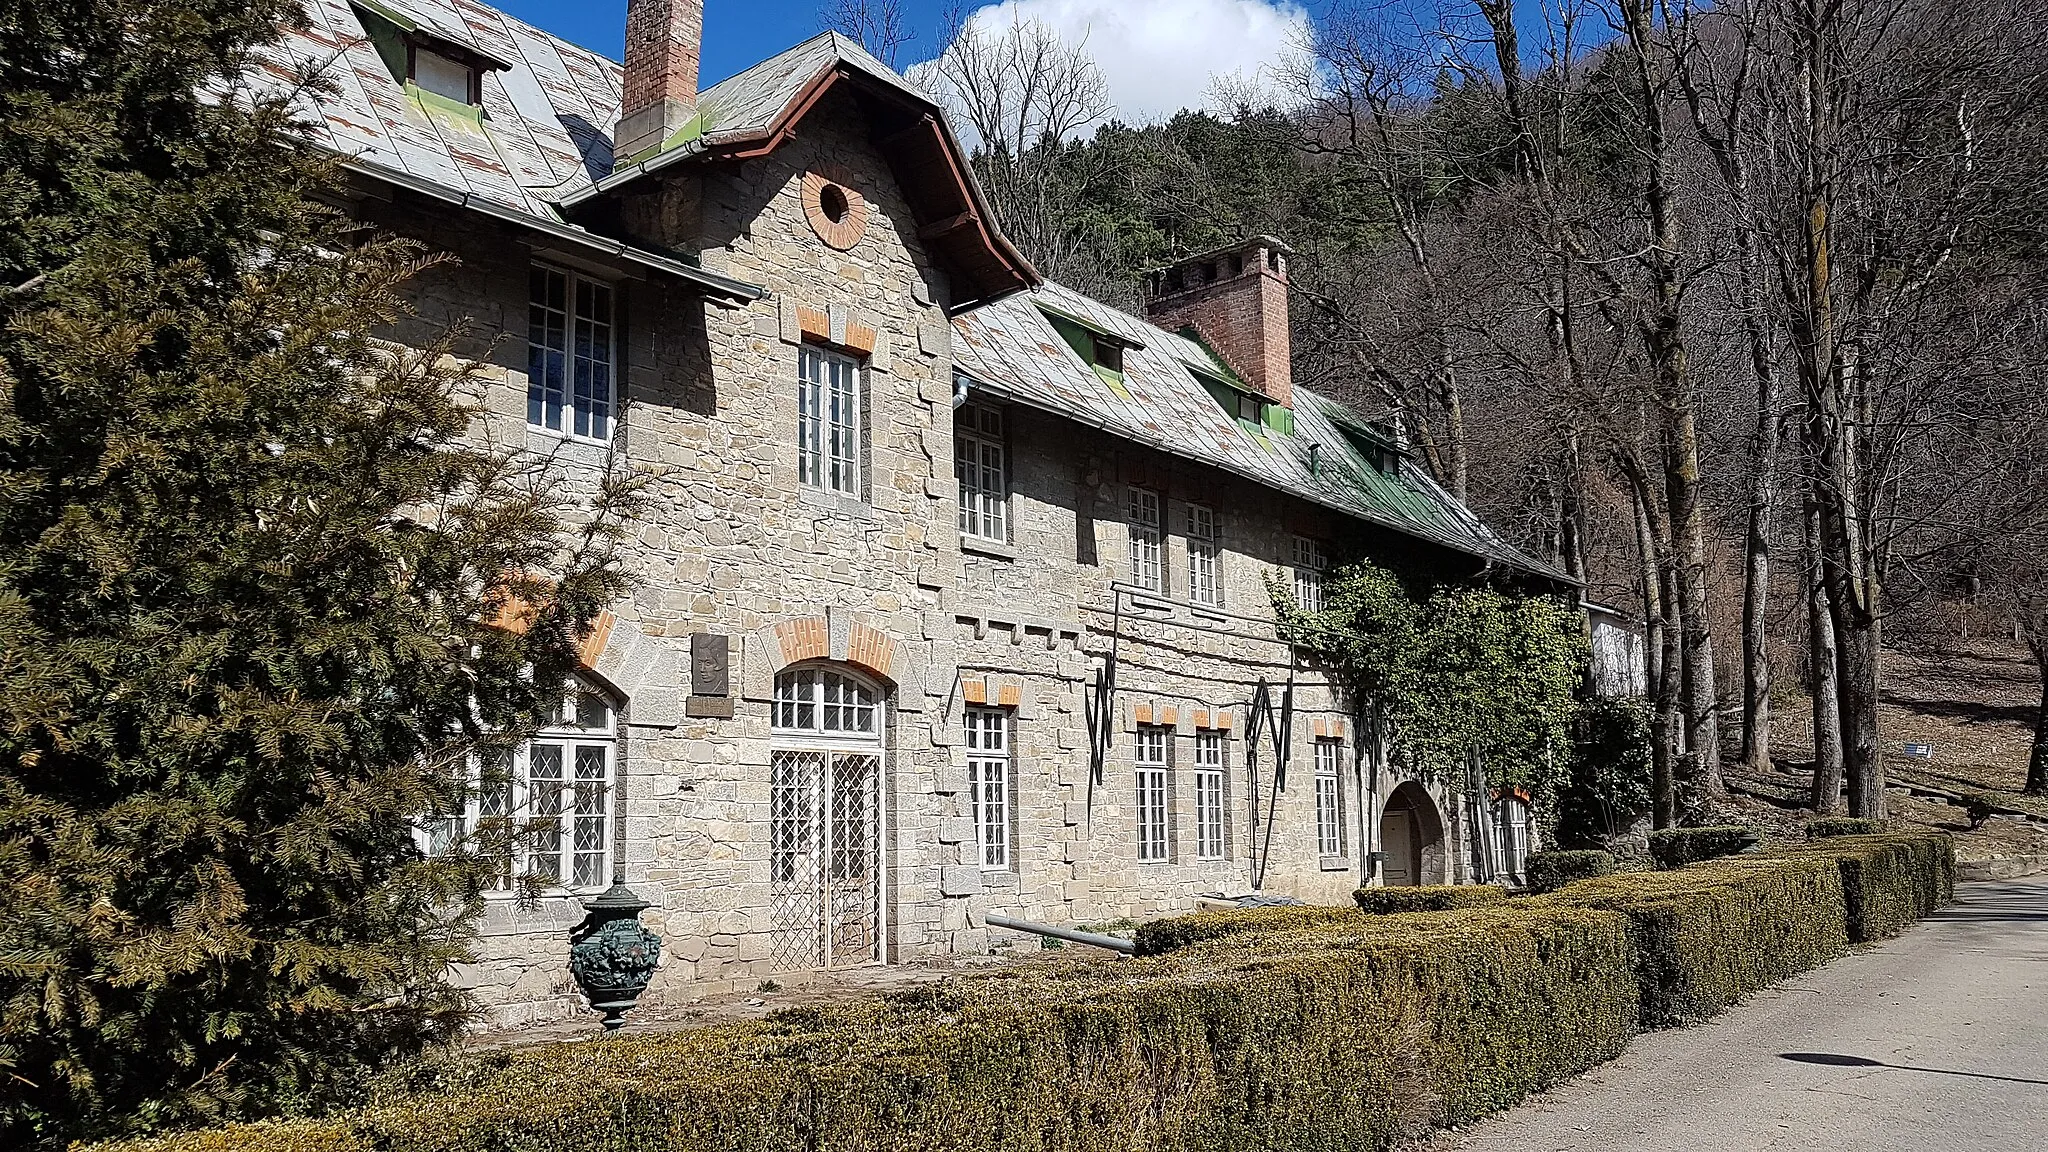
1353 885 1508 915
1777 833 1955 942
1534 856 1847 1027
1554 697 1653 847
1524 850 1615 893
1646 825 1759 869
98 907 1640 1152
1805 817 1888 839
1131 903 1364 956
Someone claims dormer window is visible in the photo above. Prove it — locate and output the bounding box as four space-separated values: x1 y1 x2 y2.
411 46 478 104
1039 305 1139 385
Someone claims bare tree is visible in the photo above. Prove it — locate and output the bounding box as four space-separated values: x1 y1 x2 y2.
912 6 1114 284
1284 3 1475 501
821 0 914 68
1747 0 2048 816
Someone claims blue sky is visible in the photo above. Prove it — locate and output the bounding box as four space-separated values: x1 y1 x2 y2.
489 1 1563 126
489 1 956 81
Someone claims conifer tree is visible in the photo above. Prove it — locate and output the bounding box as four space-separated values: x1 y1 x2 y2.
0 0 634 1143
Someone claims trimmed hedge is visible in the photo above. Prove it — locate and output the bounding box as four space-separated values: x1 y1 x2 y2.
1646 825 1759 869
1777 833 1955 942
93 834 1954 1152
1534 855 1847 1027
102 908 1639 1152
1354 884 1507 915
1130 887 1510 958
1806 817 1888 839
1523 850 1614 894
1130 903 1364 956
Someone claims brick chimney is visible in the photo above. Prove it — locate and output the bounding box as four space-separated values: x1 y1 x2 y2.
617 0 702 159
1144 236 1293 408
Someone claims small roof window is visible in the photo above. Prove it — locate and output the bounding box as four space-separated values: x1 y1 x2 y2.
411 47 477 105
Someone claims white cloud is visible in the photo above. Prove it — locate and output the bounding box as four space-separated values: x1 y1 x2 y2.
939 0 1311 126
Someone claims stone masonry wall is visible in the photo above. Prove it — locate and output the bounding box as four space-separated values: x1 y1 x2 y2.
360 87 1484 1029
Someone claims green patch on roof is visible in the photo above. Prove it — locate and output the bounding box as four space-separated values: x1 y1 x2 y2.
619 106 715 167
1038 302 1140 348
406 81 482 127
1174 326 1247 389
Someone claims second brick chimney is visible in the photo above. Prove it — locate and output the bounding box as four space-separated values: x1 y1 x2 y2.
1143 236 1293 409
617 0 703 159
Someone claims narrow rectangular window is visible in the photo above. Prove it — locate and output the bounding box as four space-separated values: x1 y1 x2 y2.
1129 487 1162 592
528 266 615 440
1193 728 1227 860
799 345 861 495
1292 536 1326 614
965 707 1011 869
1186 503 1220 607
955 402 1007 543
1314 737 1343 857
1135 725 1171 862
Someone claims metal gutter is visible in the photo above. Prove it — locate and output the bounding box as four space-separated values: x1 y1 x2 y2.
335 154 766 302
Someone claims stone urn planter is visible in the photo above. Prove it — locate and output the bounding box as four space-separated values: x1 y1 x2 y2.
567 881 663 1031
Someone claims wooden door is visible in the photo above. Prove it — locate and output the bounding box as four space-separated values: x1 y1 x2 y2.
1380 804 1417 886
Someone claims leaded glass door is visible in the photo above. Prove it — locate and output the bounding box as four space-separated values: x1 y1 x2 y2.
769 667 884 972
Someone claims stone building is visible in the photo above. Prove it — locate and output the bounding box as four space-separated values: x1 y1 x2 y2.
268 0 1573 1025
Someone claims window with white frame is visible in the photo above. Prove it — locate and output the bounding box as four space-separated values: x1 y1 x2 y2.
528 265 615 441
773 666 878 734
955 403 1007 543
421 679 616 892
1497 796 1531 879
1193 728 1227 860
1292 536 1327 613
798 344 862 495
1186 503 1220 607
965 707 1011 869
1129 487 1163 592
1314 736 1344 857
1135 725 1171 862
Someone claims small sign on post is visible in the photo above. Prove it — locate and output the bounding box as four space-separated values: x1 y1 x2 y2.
1903 743 1933 761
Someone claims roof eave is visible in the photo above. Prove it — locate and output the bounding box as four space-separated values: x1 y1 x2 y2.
560 58 1039 306
336 154 765 302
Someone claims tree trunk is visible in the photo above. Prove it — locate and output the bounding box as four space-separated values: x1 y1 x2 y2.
1836 609 1885 818
1806 504 1845 812
1636 490 1677 829
1619 0 1721 795
2028 640 2048 796
1737 240 1780 775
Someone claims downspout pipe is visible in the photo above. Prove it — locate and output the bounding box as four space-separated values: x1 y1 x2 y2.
986 913 1136 955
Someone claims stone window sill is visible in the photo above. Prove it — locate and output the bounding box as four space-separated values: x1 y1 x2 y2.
981 868 1019 887
1319 856 1352 872
961 535 1017 560
797 486 877 521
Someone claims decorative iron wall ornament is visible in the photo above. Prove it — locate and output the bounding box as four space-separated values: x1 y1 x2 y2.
567 881 663 1031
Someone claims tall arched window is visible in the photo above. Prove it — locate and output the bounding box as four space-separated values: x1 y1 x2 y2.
421 677 617 894
769 665 883 972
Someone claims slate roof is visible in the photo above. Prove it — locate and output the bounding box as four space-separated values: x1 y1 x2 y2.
260 0 759 297
952 283 1572 582
267 0 621 214
259 0 1556 578
572 32 919 196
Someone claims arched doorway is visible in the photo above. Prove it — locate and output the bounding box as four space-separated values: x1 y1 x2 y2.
1379 780 1446 887
769 664 885 972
